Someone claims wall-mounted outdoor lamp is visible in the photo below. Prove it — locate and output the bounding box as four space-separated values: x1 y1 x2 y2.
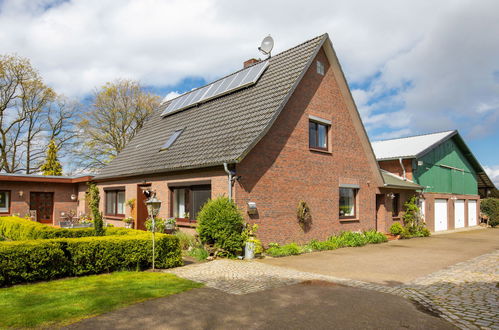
247 202 257 215
70 194 77 201
18 190 24 198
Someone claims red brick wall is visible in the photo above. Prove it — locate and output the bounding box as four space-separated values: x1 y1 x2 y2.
0 181 79 225
234 48 379 245
377 188 418 233
378 159 414 181
96 168 228 228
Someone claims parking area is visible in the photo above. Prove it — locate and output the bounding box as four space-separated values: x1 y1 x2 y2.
259 228 499 286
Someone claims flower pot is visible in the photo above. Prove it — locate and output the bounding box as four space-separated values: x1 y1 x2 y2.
125 223 133 229
245 241 255 260
165 223 175 230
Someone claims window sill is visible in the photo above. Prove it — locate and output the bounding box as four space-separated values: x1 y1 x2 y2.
177 221 198 228
339 218 359 223
104 215 125 220
309 148 332 154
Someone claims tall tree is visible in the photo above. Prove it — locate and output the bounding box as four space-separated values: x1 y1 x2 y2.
40 139 62 176
77 79 160 170
0 54 74 174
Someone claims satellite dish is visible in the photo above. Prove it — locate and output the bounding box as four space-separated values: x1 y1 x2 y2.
258 35 274 57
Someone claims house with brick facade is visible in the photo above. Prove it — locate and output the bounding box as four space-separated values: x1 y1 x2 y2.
93 33 423 244
372 130 496 233
0 173 92 224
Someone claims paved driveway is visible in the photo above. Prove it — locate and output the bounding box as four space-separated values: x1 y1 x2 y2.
259 228 499 286
69 228 498 329
67 284 454 330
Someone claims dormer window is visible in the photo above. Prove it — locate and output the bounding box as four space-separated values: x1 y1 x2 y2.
161 129 183 150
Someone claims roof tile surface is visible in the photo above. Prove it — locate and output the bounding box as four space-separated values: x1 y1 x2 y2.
97 35 325 179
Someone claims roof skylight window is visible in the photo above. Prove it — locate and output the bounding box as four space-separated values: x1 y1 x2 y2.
161 129 183 150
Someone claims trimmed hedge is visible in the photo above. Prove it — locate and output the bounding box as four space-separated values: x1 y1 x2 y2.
0 216 141 241
0 233 182 286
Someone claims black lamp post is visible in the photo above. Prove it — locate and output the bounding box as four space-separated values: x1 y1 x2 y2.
145 191 162 270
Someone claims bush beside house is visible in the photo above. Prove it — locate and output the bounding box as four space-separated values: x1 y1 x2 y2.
197 197 245 257
481 198 499 227
0 233 182 286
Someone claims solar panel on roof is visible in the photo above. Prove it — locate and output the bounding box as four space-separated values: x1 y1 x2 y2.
161 60 269 116
240 61 268 86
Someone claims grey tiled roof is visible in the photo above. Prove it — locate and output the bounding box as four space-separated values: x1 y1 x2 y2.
96 34 327 179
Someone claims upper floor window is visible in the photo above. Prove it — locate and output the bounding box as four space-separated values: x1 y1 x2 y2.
309 120 329 150
317 60 325 75
0 191 10 213
105 189 125 217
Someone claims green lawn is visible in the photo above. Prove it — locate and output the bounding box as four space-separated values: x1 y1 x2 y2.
0 271 202 328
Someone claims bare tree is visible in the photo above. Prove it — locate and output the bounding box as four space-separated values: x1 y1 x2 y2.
77 79 160 170
0 54 76 174
0 54 45 173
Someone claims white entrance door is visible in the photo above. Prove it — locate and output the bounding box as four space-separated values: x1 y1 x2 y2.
455 200 465 228
419 199 426 221
468 200 477 226
434 199 448 231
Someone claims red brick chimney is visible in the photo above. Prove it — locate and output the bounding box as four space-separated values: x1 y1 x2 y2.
244 58 260 68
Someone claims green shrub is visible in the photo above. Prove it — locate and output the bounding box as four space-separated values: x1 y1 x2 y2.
363 230 388 244
0 216 142 241
306 239 338 251
197 197 245 256
0 233 182 286
331 231 368 247
389 222 404 235
188 247 209 261
481 198 499 227
420 227 431 237
480 198 499 218
265 243 302 257
175 231 197 250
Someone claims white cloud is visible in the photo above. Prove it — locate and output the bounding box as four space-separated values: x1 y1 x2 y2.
162 91 180 102
0 0 498 146
484 166 499 188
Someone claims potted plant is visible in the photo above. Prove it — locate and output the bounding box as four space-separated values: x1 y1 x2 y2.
243 224 262 260
165 217 176 232
123 217 134 229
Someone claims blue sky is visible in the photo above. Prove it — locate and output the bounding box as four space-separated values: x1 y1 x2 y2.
0 0 498 185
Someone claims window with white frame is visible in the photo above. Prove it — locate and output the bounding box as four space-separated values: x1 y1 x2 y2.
339 187 357 218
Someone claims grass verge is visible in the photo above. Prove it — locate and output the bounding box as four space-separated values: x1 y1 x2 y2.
0 271 202 328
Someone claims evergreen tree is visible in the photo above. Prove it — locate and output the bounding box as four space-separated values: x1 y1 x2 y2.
40 139 63 176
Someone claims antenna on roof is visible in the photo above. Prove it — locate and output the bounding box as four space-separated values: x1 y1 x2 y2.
258 35 274 58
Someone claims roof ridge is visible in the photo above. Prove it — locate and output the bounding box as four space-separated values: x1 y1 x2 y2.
161 33 328 105
372 129 456 143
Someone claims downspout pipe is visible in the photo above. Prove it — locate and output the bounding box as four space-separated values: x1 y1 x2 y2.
223 162 233 200
399 158 407 181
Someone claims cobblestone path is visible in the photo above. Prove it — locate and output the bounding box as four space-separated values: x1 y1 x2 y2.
165 250 499 330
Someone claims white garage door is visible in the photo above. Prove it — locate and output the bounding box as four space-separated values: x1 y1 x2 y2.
434 199 448 231
468 200 477 226
454 200 465 228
